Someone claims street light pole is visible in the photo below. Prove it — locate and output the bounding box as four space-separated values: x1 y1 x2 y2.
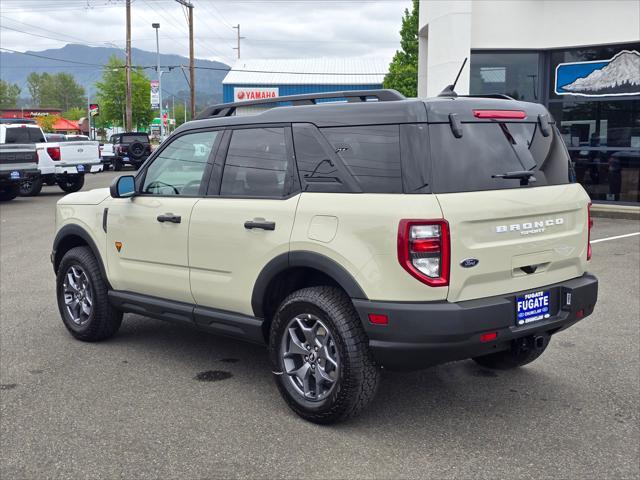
152 23 164 141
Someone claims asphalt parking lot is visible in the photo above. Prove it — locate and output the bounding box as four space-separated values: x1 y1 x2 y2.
1 171 639 479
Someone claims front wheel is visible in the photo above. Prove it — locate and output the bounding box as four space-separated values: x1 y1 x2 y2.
269 287 380 424
56 246 122 341
0 184 20 201
57 174 85 193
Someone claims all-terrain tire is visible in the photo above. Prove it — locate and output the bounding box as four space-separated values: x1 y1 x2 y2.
56 246 122 341
113 159 123 171
473 336 550 370
269 286 380 424
57 174 85 193
19 176 43 196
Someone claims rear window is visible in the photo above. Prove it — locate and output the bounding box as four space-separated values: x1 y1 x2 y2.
428 122 570 193
121 134 149 144
5 126 45 144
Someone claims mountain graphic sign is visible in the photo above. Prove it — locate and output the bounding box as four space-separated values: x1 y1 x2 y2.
555 50 640 97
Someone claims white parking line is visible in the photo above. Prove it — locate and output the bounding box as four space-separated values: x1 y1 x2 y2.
591 232 640 244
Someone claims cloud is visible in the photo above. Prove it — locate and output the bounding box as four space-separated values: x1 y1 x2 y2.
0 0 411 64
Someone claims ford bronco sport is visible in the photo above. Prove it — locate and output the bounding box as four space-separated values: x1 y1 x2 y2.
52 89 598 424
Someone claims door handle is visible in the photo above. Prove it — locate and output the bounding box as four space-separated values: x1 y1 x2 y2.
244 220 276 231
157 213 181 224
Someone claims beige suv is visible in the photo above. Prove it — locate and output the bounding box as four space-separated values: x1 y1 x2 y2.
52 90 598 424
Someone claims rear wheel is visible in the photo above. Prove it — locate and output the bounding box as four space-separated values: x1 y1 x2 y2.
19 176 43 196
56 246 122 341
57 174 85 193
270 286 380 424
0 184 20 201
113 158 123 171
473 335 550 370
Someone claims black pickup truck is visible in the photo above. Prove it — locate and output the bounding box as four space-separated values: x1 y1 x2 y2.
0 144 40 201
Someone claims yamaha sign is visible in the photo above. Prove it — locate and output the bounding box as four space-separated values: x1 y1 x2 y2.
234 87 279 102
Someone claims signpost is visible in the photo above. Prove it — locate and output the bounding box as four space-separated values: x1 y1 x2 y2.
150 80 160 109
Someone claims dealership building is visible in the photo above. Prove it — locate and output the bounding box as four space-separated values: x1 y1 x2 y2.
222 58 387 114
418 0 640 204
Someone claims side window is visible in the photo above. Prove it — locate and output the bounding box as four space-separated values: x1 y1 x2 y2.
292 124 354 193
320 125 402 193
142 130 217 196
220 127 290 197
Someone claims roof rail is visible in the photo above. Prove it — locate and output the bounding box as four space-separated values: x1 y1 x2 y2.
0 118 37 124
195 89 406 120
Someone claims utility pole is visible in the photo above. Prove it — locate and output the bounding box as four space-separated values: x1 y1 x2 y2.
175 0 195 119
125 0 132 131
232 24 243 59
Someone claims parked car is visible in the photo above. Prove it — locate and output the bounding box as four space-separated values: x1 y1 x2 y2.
45 133 91 142
0 143 39 201
0 119 103 196
110 132 152 171
52 89 598 424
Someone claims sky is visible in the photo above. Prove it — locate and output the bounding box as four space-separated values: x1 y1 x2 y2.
0 0 413 66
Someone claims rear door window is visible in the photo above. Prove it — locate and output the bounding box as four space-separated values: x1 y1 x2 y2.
320 125 402 193
5 127 45 144
220 127 292 198
428 122 569 193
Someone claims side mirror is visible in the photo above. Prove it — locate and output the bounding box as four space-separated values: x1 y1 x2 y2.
110 175 136 198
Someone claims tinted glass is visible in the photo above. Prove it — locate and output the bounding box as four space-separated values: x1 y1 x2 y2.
470 52 541 102
320 125 402 193
220 128 289 197
121 134 149 144
142 131 217 195
429 122 570 193
5 127 45 144
293 125 352 193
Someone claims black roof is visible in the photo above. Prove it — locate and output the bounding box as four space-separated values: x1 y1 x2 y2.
176 90 552 135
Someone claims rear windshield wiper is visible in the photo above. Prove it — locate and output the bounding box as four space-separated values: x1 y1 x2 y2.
491 170 537 186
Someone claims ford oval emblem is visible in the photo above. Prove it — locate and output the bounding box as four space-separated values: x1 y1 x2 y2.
460 258 479 268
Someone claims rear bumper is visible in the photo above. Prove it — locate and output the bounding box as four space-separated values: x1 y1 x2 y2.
0 168 39 184
353 273 598 370
54 162 103 174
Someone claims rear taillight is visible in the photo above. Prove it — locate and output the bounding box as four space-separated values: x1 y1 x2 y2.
98 146 101 159
47 146 61 161
398 220 450 287
587 202 593 261
473 109 526 119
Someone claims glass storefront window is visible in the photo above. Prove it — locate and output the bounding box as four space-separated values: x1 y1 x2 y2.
470 52 540 102
549 100 640 203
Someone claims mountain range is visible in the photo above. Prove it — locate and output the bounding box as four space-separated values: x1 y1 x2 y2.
0 44 230 107
563 50 640 95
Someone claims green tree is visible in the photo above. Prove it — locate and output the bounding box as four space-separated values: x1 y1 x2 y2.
383 0 419 97
0 80 21 108
35 115 58 133
173 101 191 128
26 72 85 110
63 106 86 121
95 56 153 130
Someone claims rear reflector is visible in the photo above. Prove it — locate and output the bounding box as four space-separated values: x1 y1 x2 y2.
473 109 527 120
480 332 498 343
576 309 585 319
368 314 388 325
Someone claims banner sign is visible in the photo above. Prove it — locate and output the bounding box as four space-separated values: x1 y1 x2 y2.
234 87 279 102
89 103 99 117
555 50 640 97
150 80 160 108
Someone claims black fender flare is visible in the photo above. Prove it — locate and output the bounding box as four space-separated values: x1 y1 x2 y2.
251 250 368 318
52 224 110 287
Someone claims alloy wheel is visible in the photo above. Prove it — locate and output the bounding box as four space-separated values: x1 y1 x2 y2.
62 265 93 326
280 313 340 401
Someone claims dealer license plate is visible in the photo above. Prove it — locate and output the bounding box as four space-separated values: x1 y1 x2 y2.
10 171 20 180
77 165 85 173
516 290 550 326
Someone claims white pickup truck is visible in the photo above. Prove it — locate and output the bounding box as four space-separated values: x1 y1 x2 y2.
0 119 103 196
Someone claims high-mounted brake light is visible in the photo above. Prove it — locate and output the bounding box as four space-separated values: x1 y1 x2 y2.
473 110 527 120
587 202 593 261
47 146 61 161
398 220 450 287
